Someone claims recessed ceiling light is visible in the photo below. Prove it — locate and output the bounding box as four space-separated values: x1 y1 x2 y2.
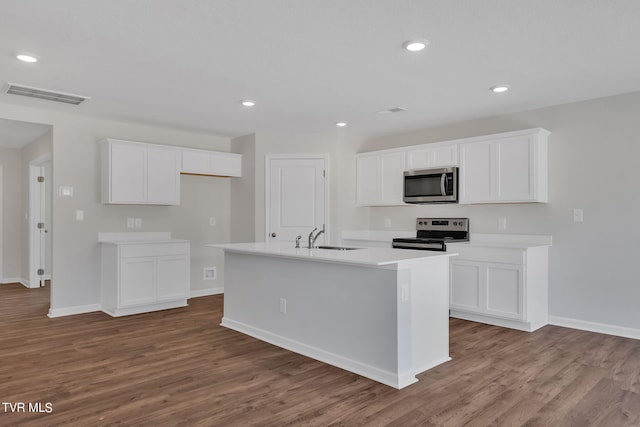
402 39 429 52
16 53 38 63
240 100 255 107
490 85 510 93
335 122 347 127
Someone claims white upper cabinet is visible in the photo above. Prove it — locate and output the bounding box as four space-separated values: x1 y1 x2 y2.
356 150 406 206
181 148 242 177
459 128 549 204
405 141 458 170
101 139 180 205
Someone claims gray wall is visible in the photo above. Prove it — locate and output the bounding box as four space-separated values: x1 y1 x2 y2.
230 133 256 243
248 131 370 244
359 91 640 330
0 101 233 313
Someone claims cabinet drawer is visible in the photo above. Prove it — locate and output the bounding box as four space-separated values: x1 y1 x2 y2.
448 245 525 264
120 243 189 258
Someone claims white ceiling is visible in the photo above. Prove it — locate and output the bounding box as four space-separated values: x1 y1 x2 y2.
0 118 51 149
1 0 640 138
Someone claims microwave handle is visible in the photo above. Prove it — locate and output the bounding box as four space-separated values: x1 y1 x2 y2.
440 173 446 196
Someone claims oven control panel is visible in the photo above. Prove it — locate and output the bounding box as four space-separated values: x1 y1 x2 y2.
416 218 469 231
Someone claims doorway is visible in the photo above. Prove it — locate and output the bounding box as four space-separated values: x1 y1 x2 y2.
29 155 52 288
265 155 329 244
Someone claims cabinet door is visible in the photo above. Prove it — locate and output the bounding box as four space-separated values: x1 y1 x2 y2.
450 260 483 312
380 152 406 204
110 143 146 203
406 148 430 170
431 144 458 167
209 153 242 177
147 147 180 205
356 155 380 205
495 135 534 202
120 257 156 307
485 264 524 320
182 149 209 174
406 143 458 170
459 141 494 203
156 255 189 301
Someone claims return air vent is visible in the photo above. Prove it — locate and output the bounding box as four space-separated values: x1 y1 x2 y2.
5 83 90 105
377 107 407 115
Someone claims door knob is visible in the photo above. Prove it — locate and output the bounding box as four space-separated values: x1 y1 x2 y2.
271 233 277 238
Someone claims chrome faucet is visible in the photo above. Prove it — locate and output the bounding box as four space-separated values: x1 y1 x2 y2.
308 225 325 248
295 235 302 248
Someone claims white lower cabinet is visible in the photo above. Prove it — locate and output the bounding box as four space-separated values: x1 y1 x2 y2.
101 240 190 316
449 243 548 332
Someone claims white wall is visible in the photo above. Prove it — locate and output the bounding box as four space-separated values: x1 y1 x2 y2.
0 147 22 281
358 91 640 331
230 133 256 243
0 101 233 314
245 131 370 244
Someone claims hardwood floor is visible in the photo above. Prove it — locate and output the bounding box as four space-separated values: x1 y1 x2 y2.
1 283 640 426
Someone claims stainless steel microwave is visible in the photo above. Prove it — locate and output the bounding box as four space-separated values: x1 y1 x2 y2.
403 167 458 204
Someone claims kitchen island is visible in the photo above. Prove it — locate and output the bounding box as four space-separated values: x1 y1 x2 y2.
209 242 456 389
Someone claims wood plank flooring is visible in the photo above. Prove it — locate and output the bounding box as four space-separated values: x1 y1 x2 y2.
1 283 640 426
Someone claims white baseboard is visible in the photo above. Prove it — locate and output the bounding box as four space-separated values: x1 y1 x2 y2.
2 277 30 288
190 287 224 298
549 315 640 340
221 316 417 389
48 304 101 318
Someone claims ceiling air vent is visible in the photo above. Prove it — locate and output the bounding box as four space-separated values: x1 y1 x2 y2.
5 83 90 105
377 107 407 115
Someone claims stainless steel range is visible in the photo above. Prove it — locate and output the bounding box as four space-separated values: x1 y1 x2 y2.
392 218 469 251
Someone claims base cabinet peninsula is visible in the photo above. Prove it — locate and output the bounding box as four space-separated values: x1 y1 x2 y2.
210 242 457 389
100 232 190 317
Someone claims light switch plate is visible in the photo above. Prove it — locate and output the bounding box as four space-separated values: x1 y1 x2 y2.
59 186 73 197
573 208 584 222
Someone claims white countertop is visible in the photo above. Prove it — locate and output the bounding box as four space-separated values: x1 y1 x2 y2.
342 230 552 249
98 232 189 245
208 242 456 267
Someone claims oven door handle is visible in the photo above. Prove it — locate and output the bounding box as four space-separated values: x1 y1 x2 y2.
440 173 446 196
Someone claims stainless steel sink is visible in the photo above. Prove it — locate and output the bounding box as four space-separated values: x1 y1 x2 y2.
315 245 363 251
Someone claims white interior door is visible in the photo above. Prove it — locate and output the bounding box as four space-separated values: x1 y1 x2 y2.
267 156 327 245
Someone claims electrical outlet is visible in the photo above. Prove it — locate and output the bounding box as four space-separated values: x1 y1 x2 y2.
127 218 135 228
76 210 84 221
573 208 584 222
498 217 507 230
209 217 216 227
279 298 287 314
401 284 410 302
135 218 142 228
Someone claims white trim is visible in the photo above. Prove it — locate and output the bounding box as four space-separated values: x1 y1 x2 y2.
1 277 30 287
450 310 547 332
48 303 101 318
264 154 331 243
221 317 417 389
190 287 224 298
102 300 187 317
29 155 52 291
549 315 640 340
